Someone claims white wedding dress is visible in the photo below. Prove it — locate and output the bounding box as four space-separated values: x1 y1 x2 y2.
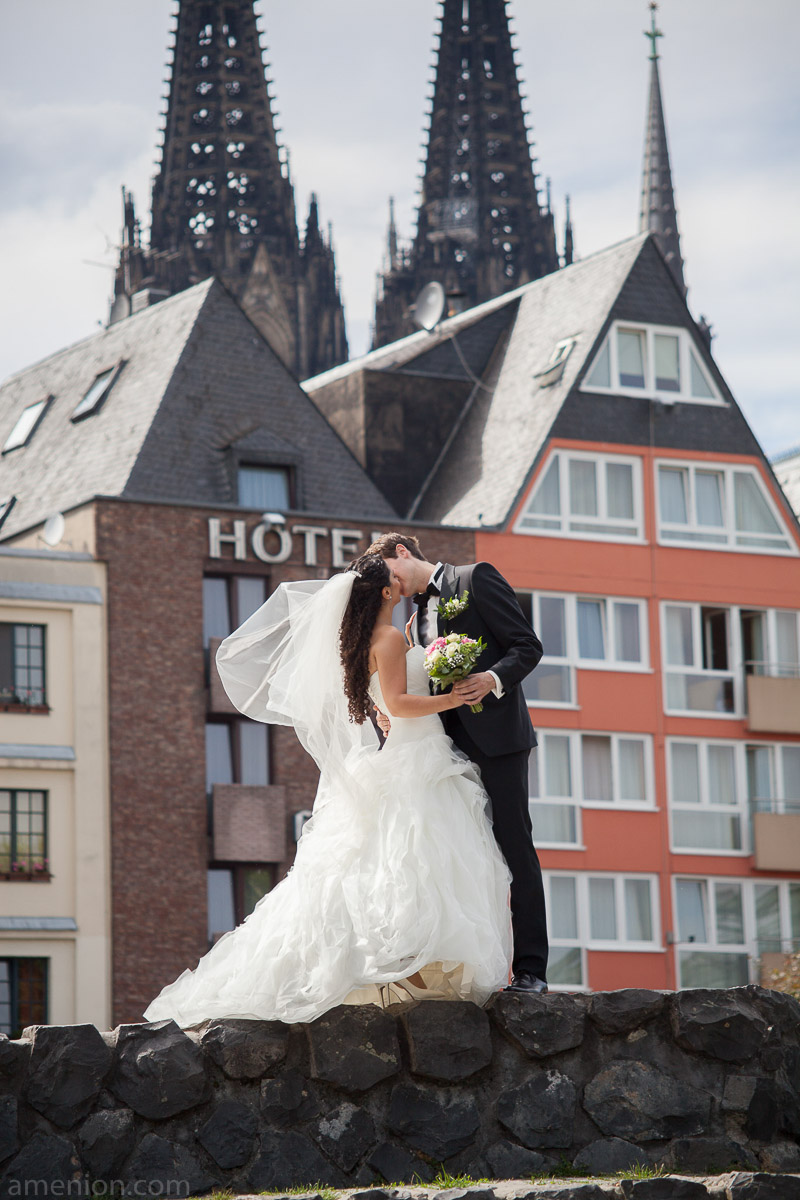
143 643 512 1027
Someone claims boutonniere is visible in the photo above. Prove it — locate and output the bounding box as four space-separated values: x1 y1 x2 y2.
437 590 470 621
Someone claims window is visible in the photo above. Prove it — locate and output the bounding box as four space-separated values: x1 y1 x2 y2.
203 575 267 647
583 322 722 404
0 790 49 876
208 864 274 940
545 872 660 990
662 604 736 715
205 719 270 793
237 465 290 510
668 740 746 853
2 397 51 453
0 624 46 709
657 461 793 554
0 958 48 1037
674 876 800 988
530 730 653 847
72 364 123 421
746 743 800 815
741 608 800 679
515 450 643 541
516 592 648 707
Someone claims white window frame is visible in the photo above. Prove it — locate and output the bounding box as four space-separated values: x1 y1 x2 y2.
655 459 796 556
515 449 645 543
581 320 725 406
530 729 655 851
545 870 662 991
519 591 650 710
2 396 52 454
672 875 800 989
660 601 741 719
584 873 662 952
742 608 800 679
71 362 124 422
745 740 800 816
667 737 750 857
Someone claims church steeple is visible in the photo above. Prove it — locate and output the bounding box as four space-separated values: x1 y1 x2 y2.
110 0 347 377
639 3 686 296
373 0 560 348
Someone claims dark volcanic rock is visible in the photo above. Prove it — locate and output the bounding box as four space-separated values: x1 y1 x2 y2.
260 1068 319 1127
491 992 586 1058
573 1136 650 1174
310 1101 377 1172
663 1135 756 1173
0 1036 28 1089
583 1060 710 1141
717 1174 800 1200
1 1132 81 1191
77 1108 135 1179
388 1082 480 1159
618 1178 709 1199
758 1140 800 1171
670 990 768 1062
482 1138 552 1176
23 1024 112 1128
307 1006 400 1092
0 1096 18 1166
366 1141 435 1184
589 989 666 1035
247 1130 346 1189
110 1020 210 1119
199 1017 289 1079
196 1099 258 1169
119 1132 216 1197
496 1069 577 1149
403 1001 492 1081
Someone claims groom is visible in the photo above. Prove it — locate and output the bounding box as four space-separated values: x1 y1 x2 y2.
366 533 548 993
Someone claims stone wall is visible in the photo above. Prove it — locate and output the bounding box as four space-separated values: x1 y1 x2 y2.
1 988 799 1195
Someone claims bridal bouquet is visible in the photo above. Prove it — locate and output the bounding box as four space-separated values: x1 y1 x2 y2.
424 632 487 713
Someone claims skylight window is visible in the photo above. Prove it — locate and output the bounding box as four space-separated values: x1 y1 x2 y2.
72 364 122 422
582 322 723 405
2 397 50 453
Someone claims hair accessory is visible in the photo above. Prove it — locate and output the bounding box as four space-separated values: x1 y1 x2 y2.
349 568 362 578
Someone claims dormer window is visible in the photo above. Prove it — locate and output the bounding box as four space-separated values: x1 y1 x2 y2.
2 397 51 453
582 322 721 404
72 363 123 422
237 465 291 510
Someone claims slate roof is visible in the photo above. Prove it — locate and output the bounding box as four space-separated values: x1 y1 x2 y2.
0 280 395 540
773 447 800 520
307 232 792 535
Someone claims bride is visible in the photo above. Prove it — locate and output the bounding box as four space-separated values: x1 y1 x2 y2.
143 554 512 1027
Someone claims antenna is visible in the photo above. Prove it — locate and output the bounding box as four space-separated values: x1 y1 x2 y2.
411 281 446 332
42 513 65 547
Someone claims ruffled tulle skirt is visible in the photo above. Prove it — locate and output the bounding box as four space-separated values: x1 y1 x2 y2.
143 724 513 1026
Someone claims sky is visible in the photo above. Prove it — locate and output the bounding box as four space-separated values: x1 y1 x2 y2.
0 0 798 457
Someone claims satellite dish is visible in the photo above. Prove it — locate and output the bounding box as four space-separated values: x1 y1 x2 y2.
42 512 65 547
411 281 446 331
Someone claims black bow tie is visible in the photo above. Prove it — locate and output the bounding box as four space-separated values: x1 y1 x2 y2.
413 582 440 606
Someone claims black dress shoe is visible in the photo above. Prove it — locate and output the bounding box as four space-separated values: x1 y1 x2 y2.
505 970 548 993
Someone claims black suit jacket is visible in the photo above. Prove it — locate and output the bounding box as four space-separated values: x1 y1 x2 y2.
415 561 542 757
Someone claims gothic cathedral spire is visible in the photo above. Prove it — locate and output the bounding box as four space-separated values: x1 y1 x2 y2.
110 0 347 378
373 0 561 349
639 3 686 296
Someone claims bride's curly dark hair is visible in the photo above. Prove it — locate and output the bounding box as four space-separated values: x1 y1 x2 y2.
339 553 392 723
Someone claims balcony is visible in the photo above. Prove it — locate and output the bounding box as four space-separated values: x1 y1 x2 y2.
746 664 800 734
212 784 287 863
752 800 800 872
208 637 237 715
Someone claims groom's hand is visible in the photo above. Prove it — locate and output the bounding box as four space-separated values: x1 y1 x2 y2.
374 706 391 735
454 672 496 705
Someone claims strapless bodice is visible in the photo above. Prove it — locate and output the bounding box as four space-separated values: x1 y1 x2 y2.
368 644 442 743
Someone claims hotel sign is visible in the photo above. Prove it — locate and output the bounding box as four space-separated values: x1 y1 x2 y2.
208 517 386 568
